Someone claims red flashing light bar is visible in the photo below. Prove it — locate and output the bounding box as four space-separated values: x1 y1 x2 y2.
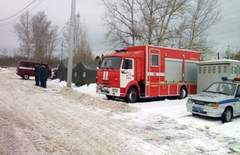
221 76 240 82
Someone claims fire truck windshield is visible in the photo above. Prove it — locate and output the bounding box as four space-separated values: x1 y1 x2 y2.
100 57 122 69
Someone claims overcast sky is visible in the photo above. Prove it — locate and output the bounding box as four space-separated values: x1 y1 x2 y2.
0 0 240 59
0 0 105 58
209 0 240 59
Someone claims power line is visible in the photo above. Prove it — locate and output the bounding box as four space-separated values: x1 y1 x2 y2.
212 19 240 30
28 0 43 12
211 27 240 37
0 0 37 22
210 30 240 40
220 8 240 19
0 0 44 26
216 33 240 40
220 3 240 13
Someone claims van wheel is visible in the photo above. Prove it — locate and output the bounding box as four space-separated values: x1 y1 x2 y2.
23 74 29 80
179 87 187 99
126 88 138 103
221 107 233 123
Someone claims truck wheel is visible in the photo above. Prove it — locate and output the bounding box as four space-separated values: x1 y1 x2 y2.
106 95 113 100
179 87 187 99
221 107 233 123
23 74 29 80
126 88 138 103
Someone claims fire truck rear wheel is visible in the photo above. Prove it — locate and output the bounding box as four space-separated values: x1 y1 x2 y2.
179 87 187 99
126 88 138 103
23 74 29 80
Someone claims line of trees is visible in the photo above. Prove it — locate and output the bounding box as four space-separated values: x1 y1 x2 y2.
102 0 220 59
0 54 60 67
13 11 95 65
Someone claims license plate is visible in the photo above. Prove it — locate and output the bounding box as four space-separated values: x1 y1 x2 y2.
192 106 204 112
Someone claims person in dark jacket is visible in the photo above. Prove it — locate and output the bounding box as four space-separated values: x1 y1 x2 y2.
95 54 104 68
40 65 48 88
38 64 44 87
34 64 40 86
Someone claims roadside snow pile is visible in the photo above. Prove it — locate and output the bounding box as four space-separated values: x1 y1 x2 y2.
0 67 7 71
59 87 139 114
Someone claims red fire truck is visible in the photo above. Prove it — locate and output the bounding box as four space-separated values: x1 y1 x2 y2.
96 45 201 103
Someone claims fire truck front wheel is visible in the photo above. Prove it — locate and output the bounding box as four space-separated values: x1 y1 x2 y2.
179 86 187 99
106 95 113 100
126 87 138 103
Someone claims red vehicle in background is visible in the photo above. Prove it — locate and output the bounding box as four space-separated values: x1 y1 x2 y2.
16 60 51 80
96 45 201 103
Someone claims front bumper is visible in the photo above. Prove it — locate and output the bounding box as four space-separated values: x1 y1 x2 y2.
186 103 225 118
96 85 120 97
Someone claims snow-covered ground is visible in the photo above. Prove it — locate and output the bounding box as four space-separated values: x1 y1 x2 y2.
1 67 240 155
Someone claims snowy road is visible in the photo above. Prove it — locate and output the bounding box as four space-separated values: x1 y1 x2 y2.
0 68 240 155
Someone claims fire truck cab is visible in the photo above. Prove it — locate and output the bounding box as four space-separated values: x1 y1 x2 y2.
96 45 201 103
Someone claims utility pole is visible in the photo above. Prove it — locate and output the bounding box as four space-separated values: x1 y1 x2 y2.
61 41 63 61
67 0 76 87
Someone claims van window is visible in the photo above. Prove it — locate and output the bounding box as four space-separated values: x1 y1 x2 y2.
23 62 31 67
33 63 38 67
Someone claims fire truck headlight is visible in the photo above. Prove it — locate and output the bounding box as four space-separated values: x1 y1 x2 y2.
112 88 118 93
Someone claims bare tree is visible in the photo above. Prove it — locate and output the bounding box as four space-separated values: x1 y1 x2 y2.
171 0 220 58
45 26 59 60
102 0 221 56
73 18 94 63
102 0 138 49
31 11 58 61
1 48 7 56
14 11 32 60
14 11 59 61
136 0 189 46
62 14 80 56
102 0 189 47
62 14 94 63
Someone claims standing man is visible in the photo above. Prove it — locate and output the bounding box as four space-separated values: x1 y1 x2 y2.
34 64 40 86
40 65 48 88
39 64 44 87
